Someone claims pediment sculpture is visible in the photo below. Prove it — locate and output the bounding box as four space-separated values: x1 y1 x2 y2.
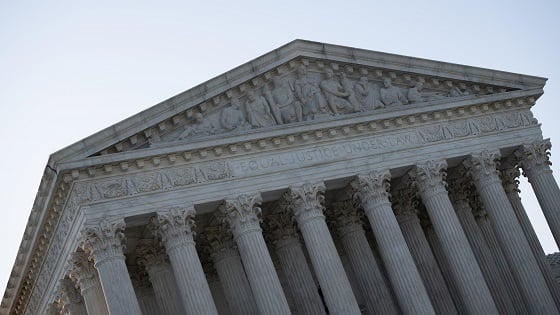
97 59 514 154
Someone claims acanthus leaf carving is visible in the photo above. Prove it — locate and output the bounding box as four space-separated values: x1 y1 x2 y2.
264 200 299 243
409 160 448 198
515 139 552 177
391 183 420 220
67 250 98 293
80 217 126 266
153 206 197 247
463 150 502 188
221 193 263 237
350 170 391 207
328 199 364 236
286 182 326 224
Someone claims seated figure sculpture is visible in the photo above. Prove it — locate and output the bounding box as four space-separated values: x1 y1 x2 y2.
355 76 380 110
380 78 408 106
245 90 276 128
220 98 250 131
294 64 329 120
320 68 355 115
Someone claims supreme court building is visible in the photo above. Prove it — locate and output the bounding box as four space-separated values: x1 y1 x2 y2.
3 40 560 315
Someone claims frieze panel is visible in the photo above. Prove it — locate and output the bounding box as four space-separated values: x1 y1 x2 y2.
96 59 517 156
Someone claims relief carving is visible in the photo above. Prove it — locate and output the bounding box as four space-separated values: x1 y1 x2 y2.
380 78 408 106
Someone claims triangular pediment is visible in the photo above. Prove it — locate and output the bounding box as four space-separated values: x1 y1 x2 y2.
50 39 546 166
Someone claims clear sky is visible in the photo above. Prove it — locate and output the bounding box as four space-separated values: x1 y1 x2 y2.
1 0 559 294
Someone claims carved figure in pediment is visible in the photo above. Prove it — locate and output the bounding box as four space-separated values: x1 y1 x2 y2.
245 90 276 128
294 64 328 120
355 76 381 110
320 68 356 115
407 81 424 103
263 76 302 124
380 78 408 106
449 86 470 97
408 81 446 103
178 112 216 139
340 72 361 112
220 98 250 131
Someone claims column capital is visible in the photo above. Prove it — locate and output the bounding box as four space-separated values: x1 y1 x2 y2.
80 217 126 267
447 166 472 206
350 170 391 207
154 206 196 247
499 156 522 195
329 199 364 236
68 250 98 293
409 160 448 198
391 182 420 222
463 150 502 188
221 193 263 238
265 200 299 244
205 216 239 262
136 238 169 271
286 182 326 224
515 139 553 177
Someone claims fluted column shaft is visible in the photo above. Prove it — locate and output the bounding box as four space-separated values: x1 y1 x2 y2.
135 286 161 315
397 213 457 315
501 163 560 308
286 183 360 315
80 218 141 315
155 207 218 315
331 200 399 315
211 244 259 315
69 251 109 315
267 206 326 315
517 139 560 247
423 225 465 313
137 238 184 315
222 194 291 315
466 152 558 314
352 171 435 315
454 200 519 314
411 160 498 315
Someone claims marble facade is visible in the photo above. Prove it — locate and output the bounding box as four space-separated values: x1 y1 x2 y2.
2 40 560 314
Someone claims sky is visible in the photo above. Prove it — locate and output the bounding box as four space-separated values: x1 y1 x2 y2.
1 0 559 295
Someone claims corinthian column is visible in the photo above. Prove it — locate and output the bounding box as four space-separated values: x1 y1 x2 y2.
286 182 361 315
351 171 435 315
80 217 142 315
68 250 109 315
329 198 400 315
500 157 560 307
447 168 518 315
221 193 291 315
56 277 87 315
266 201 326 315
153 206 218 315
205 218 259 315
392 184 457 315
516 139 560 247
410 160 498 315
465 151 558 314
136 238 184 315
